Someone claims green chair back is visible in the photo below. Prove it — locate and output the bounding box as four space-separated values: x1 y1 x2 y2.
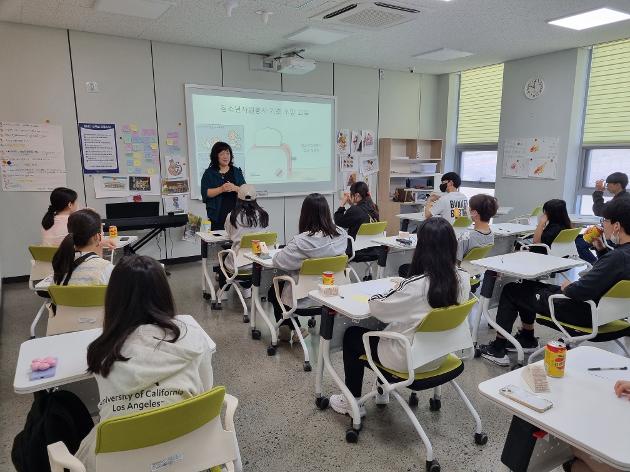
47 285 107 307
29 245 58 262
416 297 478 333
240 232 278 248
606 280 630 299
300 255 348 276
357 221 387 236
531 206 543 217
95 386 225 454
553 228 581 244
452 216 473 228
462 244 494 262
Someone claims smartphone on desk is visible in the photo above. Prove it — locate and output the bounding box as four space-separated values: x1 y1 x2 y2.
396 238 413 246
119 236 129 241
499 385 553 413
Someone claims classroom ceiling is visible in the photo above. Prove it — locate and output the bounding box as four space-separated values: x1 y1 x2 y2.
1 0 630 73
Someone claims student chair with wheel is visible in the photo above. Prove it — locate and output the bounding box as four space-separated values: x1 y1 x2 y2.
47 386 242 472
357 297 487 472
529 280 630 364
216 232 278 323
46 285 107 336
350 221 387 280
271 255 352 371
28 245 57 338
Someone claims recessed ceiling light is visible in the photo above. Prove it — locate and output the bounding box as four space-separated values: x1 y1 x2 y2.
285 27 352 45
413 48 474 61
548 8 630 30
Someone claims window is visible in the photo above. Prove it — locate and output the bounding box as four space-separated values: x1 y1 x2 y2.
578 37 630 214
456 63 504 196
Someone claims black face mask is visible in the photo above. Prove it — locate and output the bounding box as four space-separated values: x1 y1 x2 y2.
439 183 448 192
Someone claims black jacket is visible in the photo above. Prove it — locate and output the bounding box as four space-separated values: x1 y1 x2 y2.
564 242 630 303
334 200 379 239
592 189 630 216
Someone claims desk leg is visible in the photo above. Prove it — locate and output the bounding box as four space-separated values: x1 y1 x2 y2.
249 263 278 352
201 241 216 303
315 307 362 442
376 246 388 279
475 270 525 367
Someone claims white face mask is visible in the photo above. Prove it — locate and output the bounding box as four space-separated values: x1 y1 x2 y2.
611 230 620 245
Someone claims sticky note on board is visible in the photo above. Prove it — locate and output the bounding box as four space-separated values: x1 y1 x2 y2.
147 168 156 175
130 124 139 132
166 139 174 146
123 136 132 144
133 159 141 166
167 131 178 139
150 143 158 150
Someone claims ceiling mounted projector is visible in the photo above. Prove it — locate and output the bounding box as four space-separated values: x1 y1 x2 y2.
273 57 316 75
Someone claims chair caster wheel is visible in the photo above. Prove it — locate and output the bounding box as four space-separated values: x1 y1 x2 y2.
202 292 211 300
251 329 261 340
362 275 372 281
211 302 222 310
242 315 250 324
409 392 419 407
474 347 481 358
474 432 488 445
345 428 359 443
267 345 277 356
429 397 441 411
315 396 329 410
303 361 312 372
307 318 316 328
426 459 440 472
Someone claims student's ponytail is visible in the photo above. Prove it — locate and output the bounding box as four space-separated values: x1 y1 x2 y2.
350 181 379 219
52 209 102 284
42 187 78 230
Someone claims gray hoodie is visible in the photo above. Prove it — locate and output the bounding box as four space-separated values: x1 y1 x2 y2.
273 228 348 306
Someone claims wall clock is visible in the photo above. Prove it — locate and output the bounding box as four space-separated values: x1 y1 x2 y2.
524 77 544 100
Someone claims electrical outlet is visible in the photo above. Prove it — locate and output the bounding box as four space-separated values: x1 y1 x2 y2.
86 81 99 93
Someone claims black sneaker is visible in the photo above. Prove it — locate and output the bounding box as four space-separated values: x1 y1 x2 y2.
506 330 539 352
479 340 510 367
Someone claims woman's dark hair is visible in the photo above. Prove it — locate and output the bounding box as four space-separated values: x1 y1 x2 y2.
42 187 78 230
408 218 459 308
87 255 179 377
602 198 630 234
469 194 499 222
543 199 572 229
350 181 379 219
52 209 102 285
230 199 269 229
209 141 234 170
299 193 340 237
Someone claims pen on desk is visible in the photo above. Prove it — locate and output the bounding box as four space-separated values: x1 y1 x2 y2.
588 366 628 371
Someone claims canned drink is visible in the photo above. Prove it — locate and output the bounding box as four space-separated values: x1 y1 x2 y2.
251 240 261 255
322 271 335 285
108 225 118 238
544 341 566 378
201 219 212 233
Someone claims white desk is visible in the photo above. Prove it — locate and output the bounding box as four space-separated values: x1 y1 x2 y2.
244 250 280 349
479 346 630 471
308 278 398 438
470 252 586 366
569 214 600 226
14 315 216 394
103 235 139 250
196 230 229 303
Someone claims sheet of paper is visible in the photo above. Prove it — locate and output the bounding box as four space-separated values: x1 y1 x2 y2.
361 129 375 155
164 155 188 181
502 137 559 180
79 123 119 173
359 155 379 176
163 194 189 213
161 179 190 195
93 175 129 198
0 121 67 191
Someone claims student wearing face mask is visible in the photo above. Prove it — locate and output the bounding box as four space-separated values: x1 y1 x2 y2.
424 172 469 224
479 198 630 366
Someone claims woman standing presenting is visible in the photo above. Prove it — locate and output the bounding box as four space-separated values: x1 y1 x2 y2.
200 142 245 230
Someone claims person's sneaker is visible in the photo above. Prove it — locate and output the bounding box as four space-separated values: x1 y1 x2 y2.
240 287 252 299
330 394 367 417
506 330 539 352
278 325 291 342
479 340 510 367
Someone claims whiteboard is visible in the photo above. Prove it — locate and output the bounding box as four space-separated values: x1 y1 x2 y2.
184 85 337 198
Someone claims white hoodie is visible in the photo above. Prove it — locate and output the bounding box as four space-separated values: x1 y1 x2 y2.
75 318 214 471
272 228 348 307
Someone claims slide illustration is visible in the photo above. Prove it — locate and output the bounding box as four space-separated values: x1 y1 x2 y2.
246 127 292 182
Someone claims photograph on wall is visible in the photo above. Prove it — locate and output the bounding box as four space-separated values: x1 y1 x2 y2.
339 153 356 171
351 130 363 155
336 129 350 156
129 175 152 192
359 155 379 176
163 195 189 214
361 130 375 155
161 179 190 195
93 175 129 199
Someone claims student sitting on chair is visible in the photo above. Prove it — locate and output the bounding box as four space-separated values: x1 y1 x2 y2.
222 184 269 299
456 194 498 262
329 217 470 416
41 187 79 246
269 193 348 342
424 171 469 224
479 198 630 366
75 255 214 471
515 199 572 253
52 209 114 286
334 181 379 239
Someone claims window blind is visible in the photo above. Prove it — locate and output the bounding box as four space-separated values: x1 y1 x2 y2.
457 63 504 145
583 38 630 145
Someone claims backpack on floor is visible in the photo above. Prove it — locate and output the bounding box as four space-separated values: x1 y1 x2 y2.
12 389 94 472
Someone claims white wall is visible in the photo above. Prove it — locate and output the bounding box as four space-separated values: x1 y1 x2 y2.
494 48 590 217
0 22 445 277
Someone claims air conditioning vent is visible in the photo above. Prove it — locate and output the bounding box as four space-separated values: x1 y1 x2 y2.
312 1 420 30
